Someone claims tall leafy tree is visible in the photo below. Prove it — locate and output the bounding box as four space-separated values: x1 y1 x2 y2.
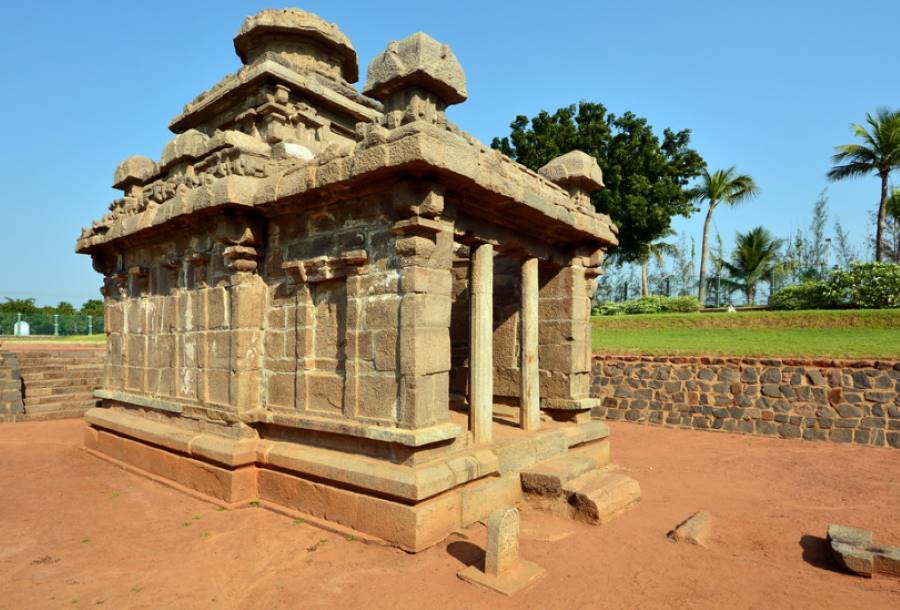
721 226 783 305
637 230 677 296
491 102 705 263
80 299 104 317
55 301 76 315
827 108 900 262
832 218 857 268
688 167 759 306
0 298 38 313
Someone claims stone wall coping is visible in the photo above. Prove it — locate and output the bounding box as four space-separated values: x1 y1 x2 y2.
95 389 183 414
593 353 900 370
243 407 464 447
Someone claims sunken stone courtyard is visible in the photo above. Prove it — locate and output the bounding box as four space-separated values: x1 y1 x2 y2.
74 8 638 552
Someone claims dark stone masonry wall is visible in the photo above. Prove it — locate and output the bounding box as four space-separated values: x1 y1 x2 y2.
591 355 900 448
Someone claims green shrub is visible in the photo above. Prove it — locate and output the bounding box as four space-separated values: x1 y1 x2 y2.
594 295 701 315
769 281 833 310
666 296 702 312
593 302 625 316
623 296 669 314
826 262 900 308
771 263 900 310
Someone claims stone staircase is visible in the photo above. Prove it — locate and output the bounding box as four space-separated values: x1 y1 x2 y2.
520 433 641 524
4 349 104 420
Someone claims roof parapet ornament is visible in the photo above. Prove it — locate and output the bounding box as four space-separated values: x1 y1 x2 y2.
538 150 604 211
233 8 359 83
363 32 466 128
112 156 155 196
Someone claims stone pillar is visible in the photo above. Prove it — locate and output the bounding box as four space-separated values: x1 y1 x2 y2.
538 261 595 414
391 190 454 430
470 243 493 444
519 257 540 431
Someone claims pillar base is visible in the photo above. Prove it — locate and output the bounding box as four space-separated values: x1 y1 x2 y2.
458 559 545 596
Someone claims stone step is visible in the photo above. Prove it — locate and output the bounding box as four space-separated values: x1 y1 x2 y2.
24 383 99 397
23 377 100 389
26 402 97 415
25 401 97 412
19 369 102 381
24 392 97 407
564 471 641 525
17 350 106 363
16 357 103 365
18 361 103 368
520 455 596 496
14 350 103 357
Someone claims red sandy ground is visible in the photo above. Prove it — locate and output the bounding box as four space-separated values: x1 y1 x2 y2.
0 420 897 609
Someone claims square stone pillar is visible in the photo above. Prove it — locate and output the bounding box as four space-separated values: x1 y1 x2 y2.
519 257 540 431
538 261 595 413
392 208 454 430
469 243 493 444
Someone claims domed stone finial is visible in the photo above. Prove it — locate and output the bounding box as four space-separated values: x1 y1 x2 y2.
363 32 466 125
233 8 358 83
538 150 604 209
113 156 155 193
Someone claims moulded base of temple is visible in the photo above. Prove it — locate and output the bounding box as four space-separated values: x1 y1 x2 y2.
83 403 636 551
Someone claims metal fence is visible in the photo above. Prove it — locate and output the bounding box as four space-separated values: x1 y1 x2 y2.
0 313 104 337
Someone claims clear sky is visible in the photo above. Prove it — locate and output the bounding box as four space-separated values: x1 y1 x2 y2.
1 0 897 306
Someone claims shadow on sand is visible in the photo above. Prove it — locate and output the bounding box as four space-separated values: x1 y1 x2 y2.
799 534 842 573
446 540 484 567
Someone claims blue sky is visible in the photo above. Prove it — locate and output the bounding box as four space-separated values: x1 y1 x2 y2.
1 0 897 306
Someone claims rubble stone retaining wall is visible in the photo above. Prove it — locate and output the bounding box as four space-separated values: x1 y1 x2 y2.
591 355 900 448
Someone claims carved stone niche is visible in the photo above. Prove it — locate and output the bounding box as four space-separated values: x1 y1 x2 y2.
127 265 149 297
160 259 181 294
282 250 368 283
215 215 267 276
392 180 444 220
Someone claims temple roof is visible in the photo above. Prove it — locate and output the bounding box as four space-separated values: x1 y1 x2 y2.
77 10 618 256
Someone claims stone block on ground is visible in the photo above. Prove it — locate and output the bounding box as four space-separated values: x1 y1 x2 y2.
457 507 545 596
827 523 900 578
667 511 712 546
520 455 594 496
565 471 641 524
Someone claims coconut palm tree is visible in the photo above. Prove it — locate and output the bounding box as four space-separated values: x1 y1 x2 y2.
637 231 678 296
827 108 900 262
887 186 900 262
721 226 783 306
689 167 759 306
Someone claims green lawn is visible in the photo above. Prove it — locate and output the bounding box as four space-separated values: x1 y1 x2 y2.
592 309 900 358
2 334 106 344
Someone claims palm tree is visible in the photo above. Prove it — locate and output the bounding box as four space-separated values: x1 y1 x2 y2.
689 168 759 306
887 186 900 262
721 227 783 306
637 231 678 296
827 108 900 262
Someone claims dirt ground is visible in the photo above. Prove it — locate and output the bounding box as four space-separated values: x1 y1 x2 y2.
0 420 897 609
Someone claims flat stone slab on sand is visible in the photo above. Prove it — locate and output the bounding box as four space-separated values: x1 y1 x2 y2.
458 559 545 596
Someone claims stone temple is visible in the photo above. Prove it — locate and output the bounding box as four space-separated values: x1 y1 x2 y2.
76 8 639 551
